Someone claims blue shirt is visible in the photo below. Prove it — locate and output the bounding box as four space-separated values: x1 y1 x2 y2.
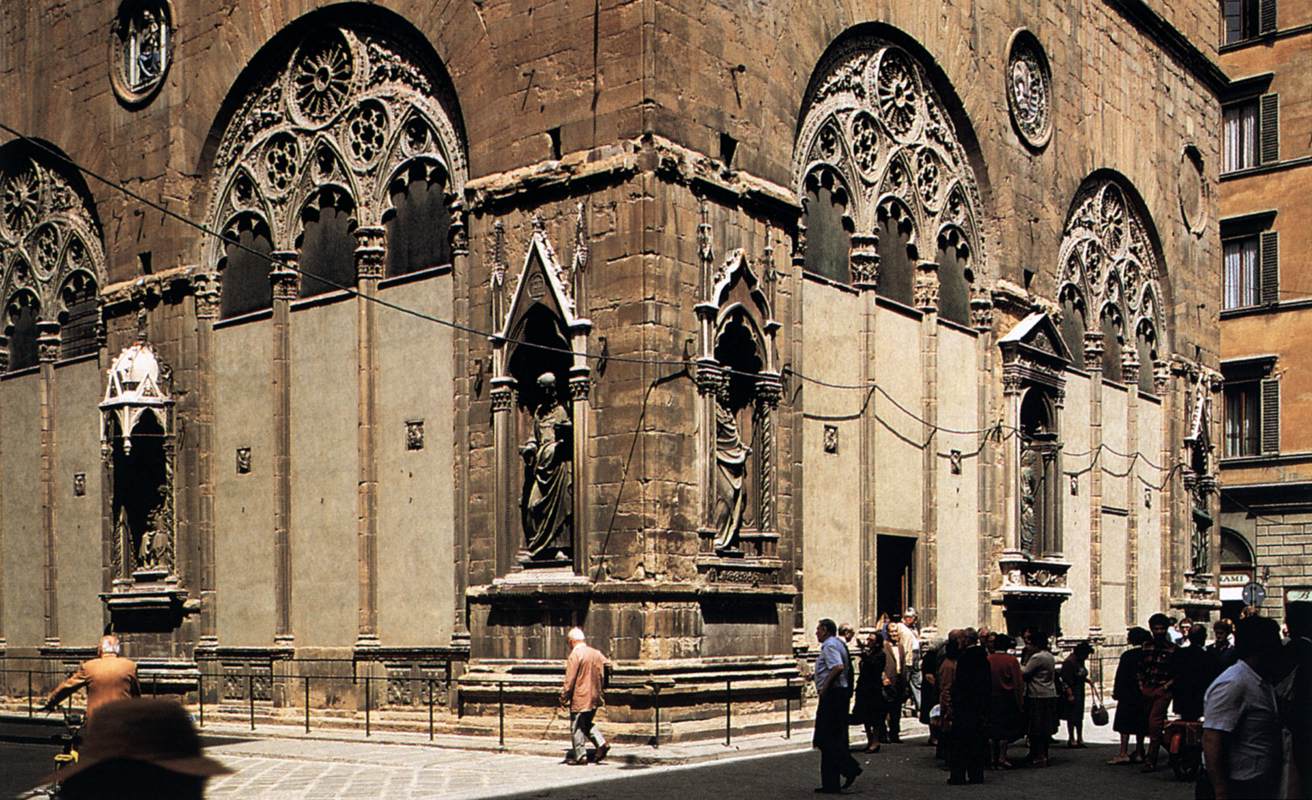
815 636 849 692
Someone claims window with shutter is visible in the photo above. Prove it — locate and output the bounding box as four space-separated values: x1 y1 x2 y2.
1260 378 1280 454
1259 0 1278 35
1260 94 1279 164
1260 231 1279 305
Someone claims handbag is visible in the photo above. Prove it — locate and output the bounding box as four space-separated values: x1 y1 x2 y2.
1090 683 1109 726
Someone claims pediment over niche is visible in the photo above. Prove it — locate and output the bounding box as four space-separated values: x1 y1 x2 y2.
999 312 1072 367
496 223 589 344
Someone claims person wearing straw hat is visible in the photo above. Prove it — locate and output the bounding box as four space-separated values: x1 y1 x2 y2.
42 635 141 721
36 697 231 799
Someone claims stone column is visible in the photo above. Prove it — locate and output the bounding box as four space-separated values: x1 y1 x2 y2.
914 260 940 628
1084 330 1105 638
789 224 807 635
1123 349 1141 627
38 320 61 647
1153 362 1172 613
490 379 516 577
851 235 879 628
449 202 471 640
354 227 385 649
270 255 298 646
193 273 221 645
0 335 6 648
971 291 997 625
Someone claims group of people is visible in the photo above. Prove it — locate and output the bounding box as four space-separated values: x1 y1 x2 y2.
1109 608 1311 799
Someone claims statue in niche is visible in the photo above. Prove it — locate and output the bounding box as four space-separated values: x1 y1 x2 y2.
520 372 573 559
136 495 170 570
1019 446 1040 555
712 387 750 552
1191 492 1211 574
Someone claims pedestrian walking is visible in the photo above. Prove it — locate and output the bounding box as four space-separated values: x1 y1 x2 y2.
1108 626 1151 765
1172 626 1218 721
920 635 942 748
1208 619 1237 670
1022 630 1058 767
33 697 231 799
987 633 1024 769
559 627 610 765
42 635 141 721
944 629 990 785
852 631 886 753
1282 596 1311 800
901 609 922 717
812 618 861 794
883 622 909 743
1201 615 1285 799
1138 612 1178 772
1059 641 1095 748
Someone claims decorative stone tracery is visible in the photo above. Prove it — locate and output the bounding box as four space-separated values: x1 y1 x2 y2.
794 37 987 312
1005 30 1052 150
203 23 465 274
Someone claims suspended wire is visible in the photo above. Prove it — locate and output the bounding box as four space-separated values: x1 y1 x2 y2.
0 120 1179 469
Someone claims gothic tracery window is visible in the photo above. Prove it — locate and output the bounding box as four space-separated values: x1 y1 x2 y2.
0 147 106 369
794 39 987 300
204 22 465 310
1057 178 1166 382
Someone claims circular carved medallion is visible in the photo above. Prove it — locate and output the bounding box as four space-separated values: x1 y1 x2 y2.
1006 30 1052 150
874 48 921 140
1 165 40 239
292 34 354 123
109 1 171 107
1178 145 1208 236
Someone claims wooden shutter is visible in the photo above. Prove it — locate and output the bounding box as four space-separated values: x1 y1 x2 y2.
1260 231 1279 305
1260 94 1280 164
1260 0 1278 35
1261 378 1280 454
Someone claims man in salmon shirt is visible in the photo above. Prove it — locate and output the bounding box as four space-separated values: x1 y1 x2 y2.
43 634 141 719
560 627 611 765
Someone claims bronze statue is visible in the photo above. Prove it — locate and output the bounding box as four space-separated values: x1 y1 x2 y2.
712 391 749 552
1019 446 1039 555
520 372 572 559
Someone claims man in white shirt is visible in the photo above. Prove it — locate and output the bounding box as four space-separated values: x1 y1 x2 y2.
1202 615 1284 799
813 618 861 794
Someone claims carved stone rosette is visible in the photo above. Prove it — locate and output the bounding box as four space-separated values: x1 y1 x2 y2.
1005 30 1053 150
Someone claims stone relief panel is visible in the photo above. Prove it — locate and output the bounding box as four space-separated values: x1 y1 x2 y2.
110 0 171 105
794 38 988 287
203 24 465 269
1178 145 1208 237
1006 30 1053 150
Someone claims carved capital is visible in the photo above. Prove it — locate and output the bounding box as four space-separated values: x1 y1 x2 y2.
1152 360 1170 395
850 233 879 290
914 260 939 312
1083 330 1105 370
1122 356 1140 386
270 251 300 301
353 226 386 280
792 221 807 268
970 289 994 331
567 375 591 403
0 340 8 372
755 372 784 408
694 358 727 397
1003 371 1023 396
490 385 516 413
192 272 222 320
36 321 61 363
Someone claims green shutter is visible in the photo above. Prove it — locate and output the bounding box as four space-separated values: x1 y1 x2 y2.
1261 378 1280 454
1260 94 1280 164
1260 231 1279 305
1260 0 1278 35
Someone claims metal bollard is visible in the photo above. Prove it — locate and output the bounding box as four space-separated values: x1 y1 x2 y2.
304 676 310 734
498 682 505 748
652 685 660 749
785 676 791 739
725 679 732 747
365 674 371 737
248 673 255 731
428 678 435 741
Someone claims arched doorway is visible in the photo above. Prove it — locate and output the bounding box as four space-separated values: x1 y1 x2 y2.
1218 527 1255 620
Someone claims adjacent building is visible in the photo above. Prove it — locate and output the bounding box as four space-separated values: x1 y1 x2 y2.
1217 0 1312 619
0 0 1225 722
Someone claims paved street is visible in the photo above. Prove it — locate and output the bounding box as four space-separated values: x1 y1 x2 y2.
3 710 1196 800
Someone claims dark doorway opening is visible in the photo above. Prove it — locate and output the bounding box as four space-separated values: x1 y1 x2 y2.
877 535 916 619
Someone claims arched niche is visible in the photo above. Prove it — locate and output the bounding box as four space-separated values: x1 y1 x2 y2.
0 141 106 367
489 219 592 574
199 9 466 312
792 31 988 305
694 250 783 565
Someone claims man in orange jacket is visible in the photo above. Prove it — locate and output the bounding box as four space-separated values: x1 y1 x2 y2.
43 635 141 719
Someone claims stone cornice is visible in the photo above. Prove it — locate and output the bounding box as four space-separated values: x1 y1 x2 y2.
1102 0 1229 95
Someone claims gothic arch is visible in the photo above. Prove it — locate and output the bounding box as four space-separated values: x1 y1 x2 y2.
793 26 990 304
198 6 467 306
0 140 106 367
1057 173 1170 369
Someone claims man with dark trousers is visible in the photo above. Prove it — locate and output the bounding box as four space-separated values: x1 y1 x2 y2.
813 618 861 794
945 628 992 785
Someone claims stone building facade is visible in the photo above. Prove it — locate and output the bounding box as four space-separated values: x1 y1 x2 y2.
1217 0 1312 619
0 0 1223 718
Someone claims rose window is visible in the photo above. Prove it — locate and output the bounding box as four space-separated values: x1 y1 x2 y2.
293 37 354 123
346 102 388 166
1 166 39 236
875 50 920 137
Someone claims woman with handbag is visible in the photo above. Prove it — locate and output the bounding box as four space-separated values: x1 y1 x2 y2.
1059 641 1096 748
852 632 887 753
